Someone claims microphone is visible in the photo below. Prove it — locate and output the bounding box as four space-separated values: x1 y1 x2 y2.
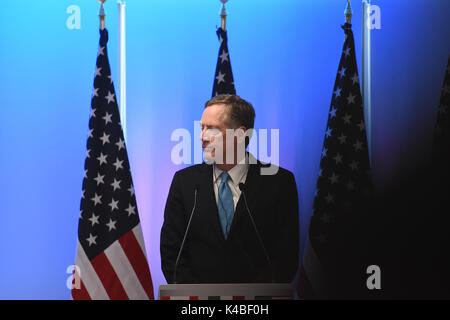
238 183 275 283
173 184 199 284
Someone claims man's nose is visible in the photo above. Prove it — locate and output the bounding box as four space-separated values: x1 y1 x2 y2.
200 128 206 142
200 128 212 143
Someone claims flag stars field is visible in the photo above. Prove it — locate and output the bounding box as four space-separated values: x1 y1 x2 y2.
86 233 97 247
347 93 356 104
97 152 108 166
105 91 115 104
115 138 125 150
343 46 351 57
342 114 351 124
102 112 113 125
212 27 236 96
91 193 102 206
338 133 347 144
125 204 136 217
95 67 102 77
128 185 135 197
334 87 342 98
113 158 124 171
110 178 121 191
333 153 343 164
215 71 226 84
108 198 119 212
97 46 105 56
93 173 105 186
89 213 100 227
99 132 110 145
219 50 229 63
329 107 337 118
106 219 117 232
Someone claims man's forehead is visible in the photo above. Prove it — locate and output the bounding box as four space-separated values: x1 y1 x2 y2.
204 103 228 113
201 104 229 121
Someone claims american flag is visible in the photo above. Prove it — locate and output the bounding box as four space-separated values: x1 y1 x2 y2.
432 55 450 172
72 29 154 300
298 23 373 299
212 27 236 96
430 55 450 289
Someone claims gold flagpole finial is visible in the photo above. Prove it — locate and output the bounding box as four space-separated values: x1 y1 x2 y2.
220 0 229 31
98 0 107 30
344 0 353 24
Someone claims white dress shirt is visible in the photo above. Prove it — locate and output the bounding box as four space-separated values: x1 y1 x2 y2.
213 163 249 211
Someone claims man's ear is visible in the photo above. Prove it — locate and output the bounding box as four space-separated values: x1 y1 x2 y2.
237 126 247 135
235 126 247 143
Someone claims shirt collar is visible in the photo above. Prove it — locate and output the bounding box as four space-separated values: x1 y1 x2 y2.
213 162 249 186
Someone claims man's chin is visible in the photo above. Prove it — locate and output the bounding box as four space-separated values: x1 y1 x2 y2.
203 151 215 165
204 157 215 165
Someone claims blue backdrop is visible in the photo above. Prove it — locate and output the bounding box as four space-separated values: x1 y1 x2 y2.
0 0 449 299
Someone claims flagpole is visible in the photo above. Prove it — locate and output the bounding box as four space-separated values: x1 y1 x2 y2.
362 0 372 165
344 0 352 24
118 1 127 142
98 0 106 30
220 0 228 31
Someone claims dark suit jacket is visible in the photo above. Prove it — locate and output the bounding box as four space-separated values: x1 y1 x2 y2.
160 160 299 284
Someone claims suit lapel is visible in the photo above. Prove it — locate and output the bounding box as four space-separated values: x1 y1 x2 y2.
230 161 262 234
197 163 227 243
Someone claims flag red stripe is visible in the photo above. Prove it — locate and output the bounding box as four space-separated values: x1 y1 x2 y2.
91 252 129 300
297 265 316 300
71 279 91 300
118 230 154 299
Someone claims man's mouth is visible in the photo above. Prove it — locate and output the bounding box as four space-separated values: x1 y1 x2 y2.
203 144 214 152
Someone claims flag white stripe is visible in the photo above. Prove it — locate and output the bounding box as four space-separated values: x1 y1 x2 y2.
104 240 148 300
74 242 109 300
132 224 148 259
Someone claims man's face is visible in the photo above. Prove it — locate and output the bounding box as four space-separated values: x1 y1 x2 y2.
199 104 229 164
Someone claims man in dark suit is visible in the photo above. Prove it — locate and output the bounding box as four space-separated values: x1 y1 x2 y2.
160 94 299 284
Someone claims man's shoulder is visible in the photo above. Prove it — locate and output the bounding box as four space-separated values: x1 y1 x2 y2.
173 163 209 178
256 160 295 181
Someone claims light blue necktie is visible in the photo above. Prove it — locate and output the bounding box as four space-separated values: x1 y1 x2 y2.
218 172 234 239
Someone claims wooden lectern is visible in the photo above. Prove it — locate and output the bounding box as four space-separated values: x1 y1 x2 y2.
158 283 293 300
